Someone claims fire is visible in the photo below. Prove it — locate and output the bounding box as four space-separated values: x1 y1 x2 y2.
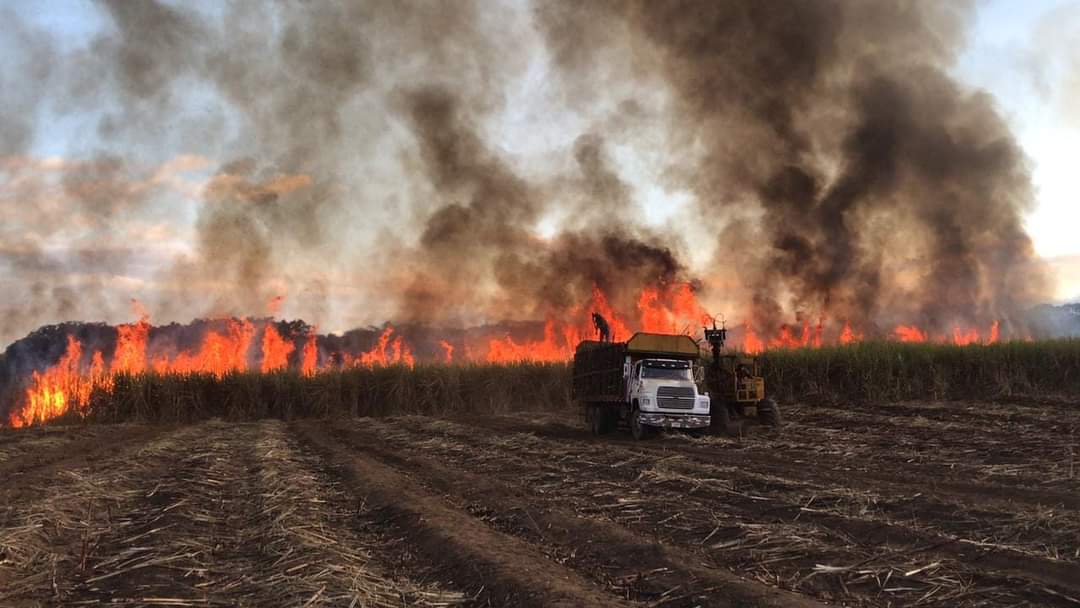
158 319 255 378
111 318 149 375
7 313 430 426
952 326 980 346
487 319 574 363
891 322 1000 346
301 329 318 376
345 325 414 368
261 324 295 373
439 340 454 363
770 319 825 349
743 323 764 354
895 325 927 343
2 281 1019 428
638 283 712 335
10 336 107 428
839 321 863 345
484 283 712 363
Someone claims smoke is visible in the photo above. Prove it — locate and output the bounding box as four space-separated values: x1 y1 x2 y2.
536 0 1050 336
0 0 1056 348
395 86 696 326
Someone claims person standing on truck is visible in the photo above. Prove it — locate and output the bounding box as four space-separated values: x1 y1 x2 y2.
592 313 611 342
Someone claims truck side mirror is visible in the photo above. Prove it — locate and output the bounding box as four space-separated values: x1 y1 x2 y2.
623 362 631 378
693 365 704 383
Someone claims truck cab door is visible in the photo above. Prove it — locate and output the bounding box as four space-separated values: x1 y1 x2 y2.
630 363 643 399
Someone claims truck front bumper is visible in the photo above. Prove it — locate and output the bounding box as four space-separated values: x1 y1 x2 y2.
638 413 711 429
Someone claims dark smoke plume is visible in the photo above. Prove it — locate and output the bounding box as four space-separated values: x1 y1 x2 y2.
397 86 695 326
537 0 1050 337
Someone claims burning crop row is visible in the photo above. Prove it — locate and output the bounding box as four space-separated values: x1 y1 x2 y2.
7 339 1078 430
3 282 1031 428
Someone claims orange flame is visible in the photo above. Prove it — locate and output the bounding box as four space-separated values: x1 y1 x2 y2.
743 323 764 354
111 318 149 375
839 321 863 345
894 325 927 343
952 326 979 346
11 336 103 428
261 324 295 373
156 319 255 378
301 329 318 376
439 339 454 363
347 325 414 368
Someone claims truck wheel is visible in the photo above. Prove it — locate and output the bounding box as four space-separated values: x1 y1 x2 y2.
630 406 655 440
759 398 782 428
591 405 616 435
588 405 602 435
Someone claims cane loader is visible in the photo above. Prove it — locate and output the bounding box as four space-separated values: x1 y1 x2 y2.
702 318 781 433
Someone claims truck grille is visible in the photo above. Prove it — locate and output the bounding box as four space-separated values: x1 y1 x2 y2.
656 386 696 409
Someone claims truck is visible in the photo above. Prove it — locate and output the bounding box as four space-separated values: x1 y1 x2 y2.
572 332 710 440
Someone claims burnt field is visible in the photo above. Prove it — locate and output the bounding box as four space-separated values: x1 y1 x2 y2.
1 400 1078 607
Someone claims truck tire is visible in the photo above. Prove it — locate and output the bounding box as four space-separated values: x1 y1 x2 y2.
590 405 616 435
759 398 782 428
630 405 655 440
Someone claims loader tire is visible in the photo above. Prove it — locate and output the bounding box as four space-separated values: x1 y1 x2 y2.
759 398 782 428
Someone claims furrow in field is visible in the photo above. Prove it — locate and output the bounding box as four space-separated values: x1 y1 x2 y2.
367 415 1080 607
1 420 467 606
0 423 207 603
808 400 1080 430
460 412 1080 510
0 424 168 512
248 420 468 606
292 419 640 608
311 419 827 608
780 405 1078 485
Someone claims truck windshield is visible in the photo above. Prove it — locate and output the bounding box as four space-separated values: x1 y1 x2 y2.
641 365 691 380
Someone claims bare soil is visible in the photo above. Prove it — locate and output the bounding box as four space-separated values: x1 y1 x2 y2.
1 399 1077 606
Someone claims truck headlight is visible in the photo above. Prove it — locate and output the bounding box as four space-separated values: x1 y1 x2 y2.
697 396 710 409
640 397 651 406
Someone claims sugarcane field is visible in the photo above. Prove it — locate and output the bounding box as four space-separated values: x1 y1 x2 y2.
4 0 1080 606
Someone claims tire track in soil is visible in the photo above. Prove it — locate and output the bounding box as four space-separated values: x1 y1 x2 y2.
292 419 639 608
370 416 1080 607
459 413 1080 511
1 420 469 607
313 419 828 608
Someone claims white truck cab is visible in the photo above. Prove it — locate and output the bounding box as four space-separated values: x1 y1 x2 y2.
626 358 711 433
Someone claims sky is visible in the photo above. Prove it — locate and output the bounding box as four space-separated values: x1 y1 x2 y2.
1 0 1079 346
954 0 1080 299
